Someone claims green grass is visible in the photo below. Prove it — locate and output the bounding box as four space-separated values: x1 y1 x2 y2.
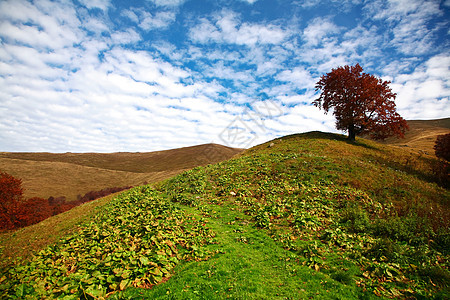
0 132 448 299
112 202 373 300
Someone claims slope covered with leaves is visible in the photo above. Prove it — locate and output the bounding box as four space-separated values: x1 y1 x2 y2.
1 132 448 299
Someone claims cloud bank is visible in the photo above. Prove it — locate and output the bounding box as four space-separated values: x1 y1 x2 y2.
0 0 448 152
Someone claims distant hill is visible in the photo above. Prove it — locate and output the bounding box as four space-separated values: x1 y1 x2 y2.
374 118 450 156
0 143 243 201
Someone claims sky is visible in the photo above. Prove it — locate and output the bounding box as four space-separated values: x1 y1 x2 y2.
0 0 449 152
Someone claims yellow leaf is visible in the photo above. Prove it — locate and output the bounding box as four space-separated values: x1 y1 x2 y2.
120 279 130 290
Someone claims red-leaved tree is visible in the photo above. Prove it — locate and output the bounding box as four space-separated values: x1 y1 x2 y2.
0 171 132 230
16 197 53 227
313 64 408 141
0 171 24 229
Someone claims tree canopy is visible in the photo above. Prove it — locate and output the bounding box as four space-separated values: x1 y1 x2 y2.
313 64 408 141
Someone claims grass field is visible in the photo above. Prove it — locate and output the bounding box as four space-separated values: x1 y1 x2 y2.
1 131 448 299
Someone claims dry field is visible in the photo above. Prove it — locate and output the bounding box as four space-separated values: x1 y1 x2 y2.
377 118 450 156
0 143 243 201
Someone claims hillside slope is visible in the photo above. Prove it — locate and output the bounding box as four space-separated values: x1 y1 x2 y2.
0 143 242 173
1 133 448 299
0 143 243 201
376 118 450 156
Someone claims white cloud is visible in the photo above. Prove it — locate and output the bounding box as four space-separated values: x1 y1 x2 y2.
121 9 139 23
122 8 176 31
141 11 176 30
390 54 450 120
189 10 289 46
276 66 316 90
0 0 230 152
110 29 141 45
0 0 448 153
264 103 336 137
204 61 254 82
82 17 109 34
298 0 362 12
298 0 322 8
382 58 420 75
148 0 186 7
296 18 355 73
189 18 221 43
341 25 383 65
239 0 259 3
78 0 111 11
302 17 341 46
0 1 82 50
363 0 444 55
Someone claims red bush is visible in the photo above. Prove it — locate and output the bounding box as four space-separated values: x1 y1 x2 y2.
434 133 450 162
0 172 24 229
16 197 52 227
1 171 131 230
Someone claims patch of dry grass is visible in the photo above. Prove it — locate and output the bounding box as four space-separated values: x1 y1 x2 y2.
377 118 450 156
0 144 243 201
0 157 183 201
0 143 243 173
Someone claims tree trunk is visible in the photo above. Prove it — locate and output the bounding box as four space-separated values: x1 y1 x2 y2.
348 124 356 141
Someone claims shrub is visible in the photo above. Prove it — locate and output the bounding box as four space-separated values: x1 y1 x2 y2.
434 133 450 162
16 197 52 227
365 238 400 261
433 228 450 255
372 216 432 246
340 205 371 233
433 133 450 186
0 172 131 231
0 172 24 229
417 266 450 285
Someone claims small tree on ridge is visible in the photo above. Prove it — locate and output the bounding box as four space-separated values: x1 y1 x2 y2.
313 63 408 141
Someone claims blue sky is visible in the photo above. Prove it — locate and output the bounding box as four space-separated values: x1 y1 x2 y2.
0 0 449 152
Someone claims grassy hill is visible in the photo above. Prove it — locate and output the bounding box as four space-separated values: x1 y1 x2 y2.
376 118 450 156
0 144 242 201
0 132 448 299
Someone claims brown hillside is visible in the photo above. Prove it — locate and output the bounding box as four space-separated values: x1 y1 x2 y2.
0 143 243 201
374 118 450 156
0 143 242 173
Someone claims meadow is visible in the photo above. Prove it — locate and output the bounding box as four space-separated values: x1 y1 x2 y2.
0 130 448 299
